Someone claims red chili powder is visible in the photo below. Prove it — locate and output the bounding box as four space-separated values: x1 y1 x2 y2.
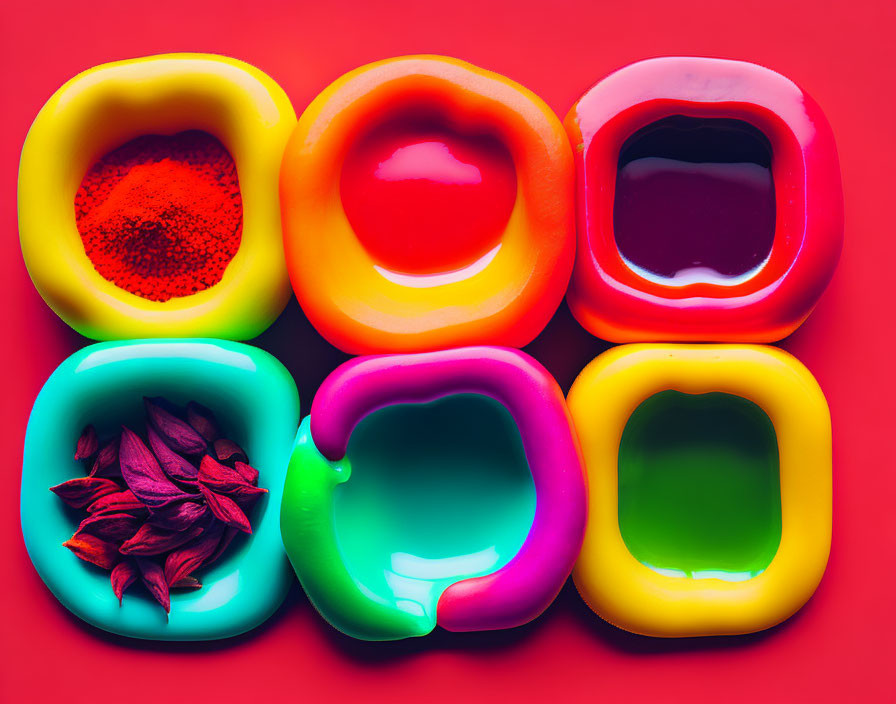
74 130 242 302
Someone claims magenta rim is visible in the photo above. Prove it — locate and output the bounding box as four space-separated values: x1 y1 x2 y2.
310 346 587 632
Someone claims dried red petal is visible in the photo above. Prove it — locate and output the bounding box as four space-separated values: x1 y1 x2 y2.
74 425 98 461
111 560 138 605
63 532 119 569
186 402 218 444
119 426 192 507
233 461 259 485
78 511 141 542
148 501 208 531
163 523 225 585
171 575 202 590
87 489 148 516
198 485 251 533
213 438 247 464
229 484 268 509
50 477 121 508
199 454 254 493
136 558 170 613
119 521 206 556
147 426 199 481
89 440 119 477
199 456 266 507
144 397 206 455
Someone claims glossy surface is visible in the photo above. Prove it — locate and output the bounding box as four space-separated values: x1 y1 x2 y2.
18 53 295 340
615 117 775 285
618 391 782 580
3 2 891 698
340 120 517 275
568 344 831 637
565 56 843 342
281 347 586 640
335 395 535 625
280 55 574 353
21 340 300 640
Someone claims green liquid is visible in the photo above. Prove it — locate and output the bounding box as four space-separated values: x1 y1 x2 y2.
618 391 782 581
334 394 535 622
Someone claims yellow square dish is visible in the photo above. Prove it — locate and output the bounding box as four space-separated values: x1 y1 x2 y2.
567 344 831 637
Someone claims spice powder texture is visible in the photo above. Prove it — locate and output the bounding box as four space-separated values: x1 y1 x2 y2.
74 131 243 302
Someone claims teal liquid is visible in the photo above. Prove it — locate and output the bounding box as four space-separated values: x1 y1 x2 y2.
618 391 782 581
334 394 535 623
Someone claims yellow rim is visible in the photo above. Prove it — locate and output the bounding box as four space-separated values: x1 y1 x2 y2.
18 53 296 340
567 344 831 637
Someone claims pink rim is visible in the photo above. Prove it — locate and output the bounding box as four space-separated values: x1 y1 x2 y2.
566 56 843 342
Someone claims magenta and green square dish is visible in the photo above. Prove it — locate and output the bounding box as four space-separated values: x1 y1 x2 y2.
281 346 587 640
21 339 300 641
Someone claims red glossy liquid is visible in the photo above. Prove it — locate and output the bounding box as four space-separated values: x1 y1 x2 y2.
340 121 517 275
613 117 775 284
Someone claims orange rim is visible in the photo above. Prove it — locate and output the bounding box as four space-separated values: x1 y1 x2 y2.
280 55 574 354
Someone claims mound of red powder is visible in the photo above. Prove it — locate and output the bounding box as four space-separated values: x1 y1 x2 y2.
74 131 242 302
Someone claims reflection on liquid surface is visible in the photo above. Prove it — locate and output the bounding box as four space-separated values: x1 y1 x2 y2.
334 394 535 623
613 116 776 286
618 391 782 581
341 121 517 275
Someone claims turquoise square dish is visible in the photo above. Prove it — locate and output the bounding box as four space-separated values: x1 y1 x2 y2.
21 339 300 641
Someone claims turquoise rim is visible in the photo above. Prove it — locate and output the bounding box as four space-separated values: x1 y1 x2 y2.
21 339 300 641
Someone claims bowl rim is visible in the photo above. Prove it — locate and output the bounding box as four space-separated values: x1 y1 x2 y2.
280 55 575 354
18 53 296 341
281 346 587 640
564 56 843 342
21 338 300 641
567 343 832 637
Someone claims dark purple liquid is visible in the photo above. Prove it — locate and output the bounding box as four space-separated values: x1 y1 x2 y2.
613 117 775 285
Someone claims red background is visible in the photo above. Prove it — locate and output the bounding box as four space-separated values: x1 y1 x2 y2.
1 1 893 701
